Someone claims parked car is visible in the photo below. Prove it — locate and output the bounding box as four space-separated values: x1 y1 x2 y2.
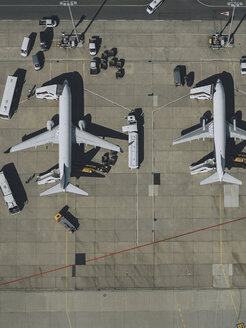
90 58 101 75
89 37 97 56
32 54 41 71
146 0 164 14
240 56 246 75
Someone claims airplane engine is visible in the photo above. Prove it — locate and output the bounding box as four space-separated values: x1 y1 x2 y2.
47 120 55 131
200 111 212 130
78 120 86 131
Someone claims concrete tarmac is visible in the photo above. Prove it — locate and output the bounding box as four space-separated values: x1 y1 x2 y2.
0 18 246 327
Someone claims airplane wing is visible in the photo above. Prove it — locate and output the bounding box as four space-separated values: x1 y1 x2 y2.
9 126 59 153
74 127 123 153
173 122 214 145
228 123 246 140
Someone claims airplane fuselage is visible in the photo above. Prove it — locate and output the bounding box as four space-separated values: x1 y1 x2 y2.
59 80 71 190
213 79 226 182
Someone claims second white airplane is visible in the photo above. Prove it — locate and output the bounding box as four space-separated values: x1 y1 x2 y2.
7 80 123 196
173 79 246 185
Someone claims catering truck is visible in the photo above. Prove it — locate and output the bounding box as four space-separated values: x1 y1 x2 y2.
122 112 139 170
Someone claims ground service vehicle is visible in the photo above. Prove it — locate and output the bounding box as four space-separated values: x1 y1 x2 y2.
20 37 30 56
146 0 164 14
39 17 58 27
32 54 41 71
0 170 20 214
240 56 246 75
122 113 139 169
40 31 48 51
90 58 101 74
89 37 97 56
0 75 18 119
54 206 79 233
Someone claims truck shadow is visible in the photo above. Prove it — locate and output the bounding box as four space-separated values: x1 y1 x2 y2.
11 68 27 118
1 163 28 212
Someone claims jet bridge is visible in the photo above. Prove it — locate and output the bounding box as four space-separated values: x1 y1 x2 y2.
190 84 214 100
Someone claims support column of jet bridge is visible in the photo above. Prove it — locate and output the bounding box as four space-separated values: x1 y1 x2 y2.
122 112 139 170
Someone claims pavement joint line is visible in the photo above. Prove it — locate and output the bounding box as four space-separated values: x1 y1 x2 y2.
219 187 240 322
235 88 246 95
0 58 244 63
65 62 72 328
151 93 190 242
136 169 139 246
176 303 186 328
84 87 131 112
65 230 72 328
0 4 146 6
1 216 246 287
196 0 239 7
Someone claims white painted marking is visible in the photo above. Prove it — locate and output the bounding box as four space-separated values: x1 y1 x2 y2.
153 95 158 107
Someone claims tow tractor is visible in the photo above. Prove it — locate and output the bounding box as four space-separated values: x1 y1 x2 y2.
54 206 79 233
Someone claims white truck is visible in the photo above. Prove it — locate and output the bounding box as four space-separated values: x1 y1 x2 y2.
39 17 58 28
0 75 18 119
122 113 139 170
0 170 20 215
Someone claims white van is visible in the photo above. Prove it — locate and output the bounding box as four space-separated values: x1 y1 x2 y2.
20 37 30 57
146 0 164 14
0 170 20 215
0 75 18 119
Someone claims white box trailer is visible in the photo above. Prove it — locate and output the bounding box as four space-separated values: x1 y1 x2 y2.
122 114 139 170
0 75 18 119
0 170 20 215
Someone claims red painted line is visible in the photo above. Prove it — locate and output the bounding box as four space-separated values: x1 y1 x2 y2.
0 265 74 287
86 216 246 262
1 216 246 287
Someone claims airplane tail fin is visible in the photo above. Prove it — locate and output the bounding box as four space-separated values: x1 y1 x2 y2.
200 172 242 185
40 183 88 196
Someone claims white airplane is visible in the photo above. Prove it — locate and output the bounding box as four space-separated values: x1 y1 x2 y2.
173 78 246 185
8 80 122 196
